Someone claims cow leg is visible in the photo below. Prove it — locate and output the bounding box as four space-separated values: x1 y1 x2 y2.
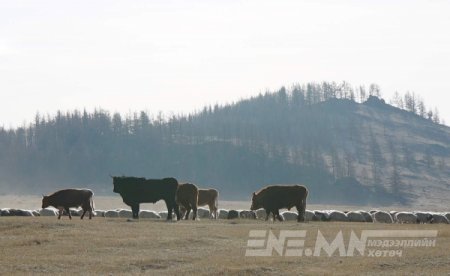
89 197 94 219
208 204 213 219
179 206 188 220
192 206 197 220
272 209 278 221
265 209 270 221
191 199 198 220
174 202 181 221
214 204 218 219
80 202 88 219
80 209 87 220
58 207 64 219
211 205 217 219
212 207 217 219
131 204 140 219
165 201 173 220
165 200 178 221
65 207 72 220
296 204 305 222
300 198 307 222
270 210 277 221
185 207 191 220
274 209 283 222
179 206 186 218
208 204 216 219
81 201 92 220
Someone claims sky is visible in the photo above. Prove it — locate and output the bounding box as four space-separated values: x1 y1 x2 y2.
1 0 450 127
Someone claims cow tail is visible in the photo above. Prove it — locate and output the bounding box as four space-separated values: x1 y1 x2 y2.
214 192 219 219
195 190 199 209
215 193 219 210
91 196 95 211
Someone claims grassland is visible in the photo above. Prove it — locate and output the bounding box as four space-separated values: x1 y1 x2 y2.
1 217 450 275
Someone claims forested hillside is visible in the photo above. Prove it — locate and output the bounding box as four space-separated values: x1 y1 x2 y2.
1 82 449 206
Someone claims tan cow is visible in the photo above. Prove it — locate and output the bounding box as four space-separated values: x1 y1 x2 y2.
180 188 219 219
197 189 219 219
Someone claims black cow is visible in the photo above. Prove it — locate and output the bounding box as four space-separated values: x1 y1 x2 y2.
112 176 181 220
42 188 95 220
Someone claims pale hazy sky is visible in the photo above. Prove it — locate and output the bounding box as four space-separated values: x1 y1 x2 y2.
1 0 450 127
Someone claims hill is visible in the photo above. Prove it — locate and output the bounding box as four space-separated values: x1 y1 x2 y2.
1 83 449 207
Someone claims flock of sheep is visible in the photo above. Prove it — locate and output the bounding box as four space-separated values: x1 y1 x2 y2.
1 207 449 224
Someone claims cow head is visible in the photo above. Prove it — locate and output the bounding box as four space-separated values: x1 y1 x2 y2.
42 196 50 209
250 192 262 210
112 176 121 193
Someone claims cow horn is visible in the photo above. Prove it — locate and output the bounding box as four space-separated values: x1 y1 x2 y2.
109 174 113 178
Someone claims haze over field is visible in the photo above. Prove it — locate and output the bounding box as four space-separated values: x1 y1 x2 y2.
0 1 449 208
1 0 450 127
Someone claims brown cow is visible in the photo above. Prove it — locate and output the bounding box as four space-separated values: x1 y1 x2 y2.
198 188 219 219
250 185 308 222
176 183 199 220
180 188 219 219
42 188 95 220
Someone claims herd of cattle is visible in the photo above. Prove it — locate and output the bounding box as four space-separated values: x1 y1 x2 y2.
1 176 450 224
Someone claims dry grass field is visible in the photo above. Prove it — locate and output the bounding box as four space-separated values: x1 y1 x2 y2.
1 217 450 275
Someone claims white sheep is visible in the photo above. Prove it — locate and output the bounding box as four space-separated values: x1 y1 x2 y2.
104 210 120 218
328 210 349 222
395 212 417 224
139 210 161 219
39 208 58 217
373 211 393 223
347 211 366 222
218 209 229 219
281 211 298 221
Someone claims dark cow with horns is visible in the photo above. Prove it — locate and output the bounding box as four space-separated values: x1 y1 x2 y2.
250 185 308 222
112 176 181 220
42 188 95 220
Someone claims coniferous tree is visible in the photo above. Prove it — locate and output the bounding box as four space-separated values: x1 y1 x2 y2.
0 81 447 205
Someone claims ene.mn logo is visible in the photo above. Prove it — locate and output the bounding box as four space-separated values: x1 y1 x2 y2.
245 230 437 257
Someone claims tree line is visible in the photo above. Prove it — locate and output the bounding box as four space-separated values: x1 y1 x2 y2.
0 81 448 205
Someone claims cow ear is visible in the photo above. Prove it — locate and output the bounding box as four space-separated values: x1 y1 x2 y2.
252 192 256 196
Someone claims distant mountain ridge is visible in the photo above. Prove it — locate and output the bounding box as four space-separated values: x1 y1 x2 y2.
1 84 449 208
